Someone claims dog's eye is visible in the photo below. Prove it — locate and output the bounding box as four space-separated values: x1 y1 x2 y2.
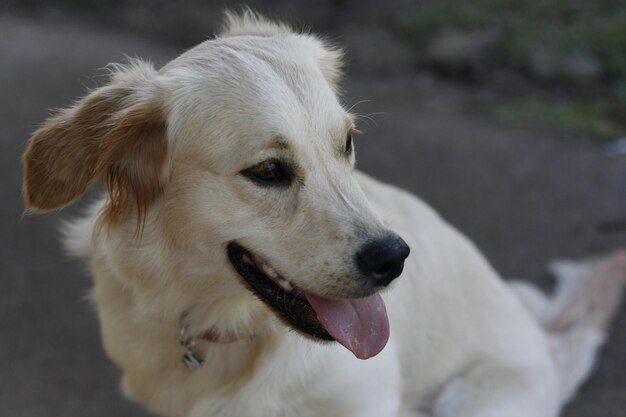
242 159 291 186
345 133 353 156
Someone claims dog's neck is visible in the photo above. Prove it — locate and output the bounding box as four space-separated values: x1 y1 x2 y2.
178 313 258 371
92 258 279 414
85 209 283 411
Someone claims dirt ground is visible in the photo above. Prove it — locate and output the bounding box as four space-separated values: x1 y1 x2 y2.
1 9 626 417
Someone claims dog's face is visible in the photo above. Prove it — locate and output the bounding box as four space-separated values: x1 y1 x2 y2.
166 35 388 299
23 15 409 359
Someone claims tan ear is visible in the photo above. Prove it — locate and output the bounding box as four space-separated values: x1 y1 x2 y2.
23 60 168 226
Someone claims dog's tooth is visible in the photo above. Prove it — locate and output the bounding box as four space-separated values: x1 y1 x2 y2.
278 279 293 292
262 263 280 279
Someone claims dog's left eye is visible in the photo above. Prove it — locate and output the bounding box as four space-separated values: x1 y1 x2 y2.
345 133 353 156
242 159 291 186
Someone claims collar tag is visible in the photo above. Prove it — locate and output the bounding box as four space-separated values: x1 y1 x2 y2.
182 348 204 372
179 324 204 372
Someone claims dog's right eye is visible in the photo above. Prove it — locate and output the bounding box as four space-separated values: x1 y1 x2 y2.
241 159 291 187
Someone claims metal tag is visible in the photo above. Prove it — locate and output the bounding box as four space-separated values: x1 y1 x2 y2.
182 348 204 372
179 324 204 372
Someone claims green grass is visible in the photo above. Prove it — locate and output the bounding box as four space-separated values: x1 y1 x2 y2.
393 0 626 90
465 99 624 142
394 0 626 141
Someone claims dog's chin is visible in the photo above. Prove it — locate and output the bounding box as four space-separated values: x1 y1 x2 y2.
226 242 334 342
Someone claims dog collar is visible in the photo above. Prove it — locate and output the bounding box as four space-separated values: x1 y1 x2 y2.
178 319 242 372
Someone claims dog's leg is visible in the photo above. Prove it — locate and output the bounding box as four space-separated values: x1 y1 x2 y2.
431 361 560 417
398 409 429 417
351 397 402 417
311 342 404 417
544 251 626 403
334 367 403 417
508 250 626 404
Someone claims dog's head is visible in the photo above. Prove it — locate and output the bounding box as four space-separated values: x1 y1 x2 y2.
23 12 409 359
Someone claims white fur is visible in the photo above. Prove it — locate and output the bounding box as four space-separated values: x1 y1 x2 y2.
43 13 625 417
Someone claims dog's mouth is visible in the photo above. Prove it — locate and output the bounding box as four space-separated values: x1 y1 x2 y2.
227 242 389 359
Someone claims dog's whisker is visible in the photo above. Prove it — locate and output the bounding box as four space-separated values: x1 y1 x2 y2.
352 116 373 130
353 113 378 129
345 99 371 114
354 112 387 129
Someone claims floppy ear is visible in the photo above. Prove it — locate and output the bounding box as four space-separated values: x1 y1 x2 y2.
23 60 168 226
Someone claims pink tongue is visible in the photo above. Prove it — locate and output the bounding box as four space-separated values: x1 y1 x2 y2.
304 292 389 360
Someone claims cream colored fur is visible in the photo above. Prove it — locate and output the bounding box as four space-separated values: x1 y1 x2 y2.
24 11 626 417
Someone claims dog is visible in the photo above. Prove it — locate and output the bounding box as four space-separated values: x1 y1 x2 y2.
23 11 626 417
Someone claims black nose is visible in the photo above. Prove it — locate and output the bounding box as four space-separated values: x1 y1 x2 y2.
356 235 410 287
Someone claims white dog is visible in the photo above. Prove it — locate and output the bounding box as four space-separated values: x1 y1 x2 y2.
23 11 626 417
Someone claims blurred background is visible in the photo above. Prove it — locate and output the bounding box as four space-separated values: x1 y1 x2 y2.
1 1 625 416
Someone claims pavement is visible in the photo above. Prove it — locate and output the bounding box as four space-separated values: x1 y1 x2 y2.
1 13 625 417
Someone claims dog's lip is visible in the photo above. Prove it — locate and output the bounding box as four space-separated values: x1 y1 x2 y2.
240 250 300 295
226 242 391 359
226 242 334 341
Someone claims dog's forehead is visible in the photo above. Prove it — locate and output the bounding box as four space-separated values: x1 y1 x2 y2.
164 36 347 154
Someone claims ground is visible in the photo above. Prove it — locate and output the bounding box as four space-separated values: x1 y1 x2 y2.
1 8 625 417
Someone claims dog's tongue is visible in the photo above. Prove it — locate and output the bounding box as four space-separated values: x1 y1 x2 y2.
304 292 389 360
